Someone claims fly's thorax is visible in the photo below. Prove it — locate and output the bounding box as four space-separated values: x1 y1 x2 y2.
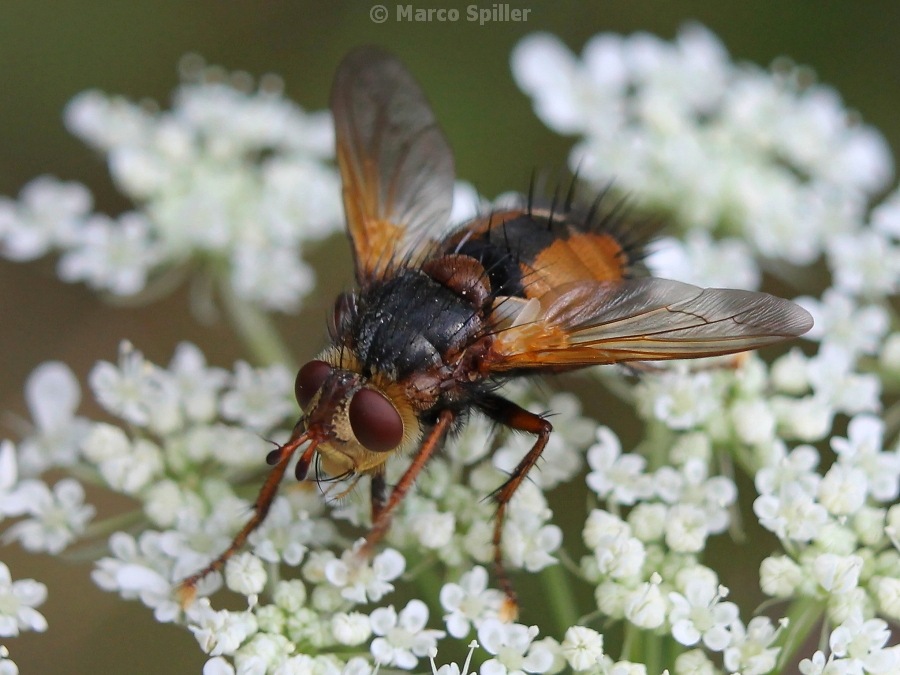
293 347 423 477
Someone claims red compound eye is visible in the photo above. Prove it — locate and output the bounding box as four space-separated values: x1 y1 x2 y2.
349 388 403 452
295 360 332 410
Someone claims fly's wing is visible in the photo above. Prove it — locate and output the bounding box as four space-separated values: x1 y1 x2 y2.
485 277 813 370
331 47 455 286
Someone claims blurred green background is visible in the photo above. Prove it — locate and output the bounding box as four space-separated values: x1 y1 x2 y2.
0 2 898 673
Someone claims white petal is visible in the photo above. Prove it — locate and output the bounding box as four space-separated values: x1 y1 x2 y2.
25 362 80 432
399 599 429 632
369 606 397 635
0 442 18 492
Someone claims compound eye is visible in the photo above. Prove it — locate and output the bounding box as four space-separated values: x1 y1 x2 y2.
295 360 332 410
349 388 403 452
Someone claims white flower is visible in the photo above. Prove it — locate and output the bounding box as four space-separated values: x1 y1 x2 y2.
369 600 445 670
511 33 589 135
585 427 653 505
0 645 18 675
439 566 504 639
513 26 892 264
798 650 829 675
626 503 667 543
224 552 266 596
81 424 163 495
770 395 835 442
248 493 334 567
818 464 868 516
167 342 229 423
188 600 258 657
560 625 604 671
753 482 829 542
664 503 710 554
502 482 562 572
323 542 405 604
203 656 235 675
477 619 554 675
583 511 645 580
2 478 94 554
57 212 161 295
754 442 820 497
219 361 295 433
827 229 900 297
831 415 900 503
730 397 777 446
17 361 90 476
812 553 862 595
232 632 294 674
648 232 760 290
331 612 371 646
408 509 456 551
92 531 183 623
806 345 881 417
797 289 889 358
88 341 160 427
852 506 887 546
0 176 91 261
653 460 735 538
722 616 781 675
674 649 717 675
64 89 153 153
230 244 315 312
668 578 739 651
623 578 667 630
0 562 47 636
266 581 305 618
638 367 723 431
429 640 480 675
759 555 805 598
57 60 344 310
0 441 17 498
771 348 811 395
829 609 899 674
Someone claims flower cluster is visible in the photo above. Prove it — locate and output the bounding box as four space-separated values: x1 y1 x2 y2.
513 22 900 674
0 56 343 311
1 24 899 675
513 24 895 273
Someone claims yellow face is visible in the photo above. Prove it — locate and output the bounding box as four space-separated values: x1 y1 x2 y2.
293 348 423 478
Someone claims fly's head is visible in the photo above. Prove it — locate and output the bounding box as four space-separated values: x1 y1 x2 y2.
290 348 422 481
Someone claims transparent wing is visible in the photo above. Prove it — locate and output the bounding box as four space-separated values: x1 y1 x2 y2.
487 277 813 369
331 47 455 285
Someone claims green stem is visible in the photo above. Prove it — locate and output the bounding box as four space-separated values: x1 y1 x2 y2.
217 276 296 368
408 553 443 604
540 561 580 635
82 509 146 539
642 631 662 674
775 596 825 672
621 622 639 662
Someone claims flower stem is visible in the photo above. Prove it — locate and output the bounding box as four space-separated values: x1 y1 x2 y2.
775 596 825 671
642 630 662 674
539 562 579 636
217 276 296 368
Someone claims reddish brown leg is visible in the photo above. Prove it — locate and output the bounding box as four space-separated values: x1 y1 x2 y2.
478 395 552 616
176 423 312 605
361 409 455 554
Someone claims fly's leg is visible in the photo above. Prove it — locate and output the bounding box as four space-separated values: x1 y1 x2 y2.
478 394 552 617
361 409 455 554
176 422 311 605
